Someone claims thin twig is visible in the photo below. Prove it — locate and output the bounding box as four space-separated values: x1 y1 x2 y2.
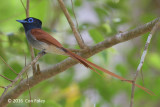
0 0 42 24
19 50 27 83
57 0 87 49
24 50 31 107
140 69 145 86
0 75 13 82
71 0 79 29
26 0 29 18
29 47 36 75
26 72 31 107
0 51 45 102
130 22 160 107
0 88 8 102
0 86 5 89
0 56 18 75
25 0 37 75
20 0 26 10
70 0 85 46
20 0 36 75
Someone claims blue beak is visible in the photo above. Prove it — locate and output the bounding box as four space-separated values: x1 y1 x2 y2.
16 20 27 23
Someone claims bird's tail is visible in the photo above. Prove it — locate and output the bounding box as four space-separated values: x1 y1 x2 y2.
61 47 154 95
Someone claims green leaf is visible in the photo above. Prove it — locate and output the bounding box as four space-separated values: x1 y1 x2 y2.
89 29 104 43
95 7 108 19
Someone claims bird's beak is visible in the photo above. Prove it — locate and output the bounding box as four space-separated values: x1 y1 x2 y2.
16 20 27 23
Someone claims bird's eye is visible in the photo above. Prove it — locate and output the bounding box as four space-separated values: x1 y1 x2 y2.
28 18 34 23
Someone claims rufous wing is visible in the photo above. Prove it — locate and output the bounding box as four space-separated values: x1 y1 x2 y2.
31 28 63 48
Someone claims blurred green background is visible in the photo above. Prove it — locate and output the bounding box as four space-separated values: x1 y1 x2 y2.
0 0 160 107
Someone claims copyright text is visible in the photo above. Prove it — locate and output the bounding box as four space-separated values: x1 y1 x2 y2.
8 98 45 104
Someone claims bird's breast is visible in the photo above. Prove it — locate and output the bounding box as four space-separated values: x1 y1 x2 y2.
26 31 48 50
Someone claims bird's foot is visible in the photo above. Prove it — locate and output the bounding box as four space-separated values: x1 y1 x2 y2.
38 49 46 55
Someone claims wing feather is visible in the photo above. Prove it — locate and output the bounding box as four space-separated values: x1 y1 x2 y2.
31 28 62 48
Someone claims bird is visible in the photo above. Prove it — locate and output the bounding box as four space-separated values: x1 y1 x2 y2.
16 17 153 95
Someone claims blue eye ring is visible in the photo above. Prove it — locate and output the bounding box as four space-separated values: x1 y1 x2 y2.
28 18 34 23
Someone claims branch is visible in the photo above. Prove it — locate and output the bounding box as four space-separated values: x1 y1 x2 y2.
0 51 45 104
25 0 37 75
130 21 160 107
24 51 31 107
25 72 31 107
57 0 87 49
0 56 18 75
26 0 29 18
0 86 5 89
29 46 36 75
0 17 159 106
70 0 84 47
0 75 13 82
20 0 26 11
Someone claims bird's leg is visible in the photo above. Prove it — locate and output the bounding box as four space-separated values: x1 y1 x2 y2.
34 49 46 76
38 49 46 55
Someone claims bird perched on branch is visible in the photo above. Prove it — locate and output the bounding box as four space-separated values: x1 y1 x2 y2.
17 17 153 95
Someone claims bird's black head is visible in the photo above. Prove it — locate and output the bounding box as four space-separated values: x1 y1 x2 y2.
16 17 42 32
